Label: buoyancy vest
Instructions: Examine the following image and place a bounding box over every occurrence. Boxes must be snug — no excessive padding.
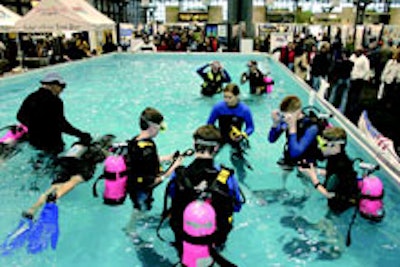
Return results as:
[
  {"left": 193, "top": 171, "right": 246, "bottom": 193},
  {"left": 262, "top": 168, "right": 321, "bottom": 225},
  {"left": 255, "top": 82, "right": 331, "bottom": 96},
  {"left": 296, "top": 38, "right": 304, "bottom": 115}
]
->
[
  {"left": 126, "top": 137, "right": 160, "bottom": 189},
  {"left": 169, "top": 165, "right": 235, "bottom": 234},
  {"left": 202, "top": 72, "right": 223, "bottom": 95},
  {"left": 157, "top": 163, "right": 241, "bottom": 247},
  {"left": 283, "top": 117, "right": 320, "bottom": 163}
]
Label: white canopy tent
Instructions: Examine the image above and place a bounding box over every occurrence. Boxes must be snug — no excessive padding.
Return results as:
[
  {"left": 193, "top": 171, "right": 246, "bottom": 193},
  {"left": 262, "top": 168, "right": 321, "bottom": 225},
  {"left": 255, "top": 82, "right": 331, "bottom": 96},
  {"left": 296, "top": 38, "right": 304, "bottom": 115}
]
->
[
  {"left": 0, "top": 4, "right": 22, "bottom": 32},
  {"left": 15, "top": 0, "right": 116, "bottom": 50},
  {"left": 15, "top": 0, "right": 115, "bottom": 32}
]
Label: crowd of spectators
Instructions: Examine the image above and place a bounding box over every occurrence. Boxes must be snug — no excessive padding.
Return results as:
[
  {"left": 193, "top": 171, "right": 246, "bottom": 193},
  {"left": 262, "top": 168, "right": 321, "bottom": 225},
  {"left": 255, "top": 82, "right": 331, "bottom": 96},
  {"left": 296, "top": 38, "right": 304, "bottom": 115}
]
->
[
  {"left": 273, "top": 32, "right": 400, "bottom": 152},
  {"left": 0, "top": 32, "right": 119, "bottom": 74},
  {"left": 146, "top": 25, "right": 220, "bottom": 52}
]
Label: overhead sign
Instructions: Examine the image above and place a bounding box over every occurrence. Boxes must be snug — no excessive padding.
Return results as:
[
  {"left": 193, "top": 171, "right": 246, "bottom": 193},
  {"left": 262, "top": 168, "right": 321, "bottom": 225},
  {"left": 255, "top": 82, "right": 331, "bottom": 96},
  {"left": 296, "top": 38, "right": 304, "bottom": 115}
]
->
[{"left": 178, "top": 12, "right": 208, "bottom": 22}]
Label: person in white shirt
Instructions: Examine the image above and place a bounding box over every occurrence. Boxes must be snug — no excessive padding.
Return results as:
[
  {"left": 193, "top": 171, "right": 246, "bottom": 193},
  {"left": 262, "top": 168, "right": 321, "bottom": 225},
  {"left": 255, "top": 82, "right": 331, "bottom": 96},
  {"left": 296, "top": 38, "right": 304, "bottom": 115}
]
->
[
  {"left": 379, "top": 50, "right": 400, "bottom": 108},
  {"left": 346, "top": 47, "right": 371, "bottom": 123},
  {"left": 349, "top": 48, "right": 370, "bottom": 81}
]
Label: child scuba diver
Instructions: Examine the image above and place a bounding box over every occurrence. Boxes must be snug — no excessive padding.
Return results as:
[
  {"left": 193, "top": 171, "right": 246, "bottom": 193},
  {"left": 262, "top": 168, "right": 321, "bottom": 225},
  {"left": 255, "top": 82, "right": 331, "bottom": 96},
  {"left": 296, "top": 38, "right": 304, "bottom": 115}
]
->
[{"left": 161, "top": 125, "right": 244, "bottom": 266}]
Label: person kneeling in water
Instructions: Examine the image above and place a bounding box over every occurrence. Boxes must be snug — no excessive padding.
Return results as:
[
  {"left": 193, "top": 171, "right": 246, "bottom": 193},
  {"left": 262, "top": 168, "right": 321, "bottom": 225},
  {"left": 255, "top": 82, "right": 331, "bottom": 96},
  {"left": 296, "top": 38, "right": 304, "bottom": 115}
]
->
[{"left": 22, "top": 134, "right": 115, "bottom": 219}]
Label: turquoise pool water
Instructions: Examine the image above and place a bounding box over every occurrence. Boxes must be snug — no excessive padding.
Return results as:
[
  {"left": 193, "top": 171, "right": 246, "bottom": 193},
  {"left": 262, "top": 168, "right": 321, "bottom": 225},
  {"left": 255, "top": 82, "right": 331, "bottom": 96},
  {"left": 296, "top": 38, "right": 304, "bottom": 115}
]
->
[{"left": 0, "top": 53, "right": 399, "bottom": 267}]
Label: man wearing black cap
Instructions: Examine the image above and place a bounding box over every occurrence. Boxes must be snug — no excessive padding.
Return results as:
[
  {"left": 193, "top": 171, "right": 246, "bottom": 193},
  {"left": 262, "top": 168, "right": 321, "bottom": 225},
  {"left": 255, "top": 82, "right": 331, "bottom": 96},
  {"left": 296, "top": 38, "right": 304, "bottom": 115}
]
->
[{"left": 17, "top": 72, "right": 91, "bottom": 155}]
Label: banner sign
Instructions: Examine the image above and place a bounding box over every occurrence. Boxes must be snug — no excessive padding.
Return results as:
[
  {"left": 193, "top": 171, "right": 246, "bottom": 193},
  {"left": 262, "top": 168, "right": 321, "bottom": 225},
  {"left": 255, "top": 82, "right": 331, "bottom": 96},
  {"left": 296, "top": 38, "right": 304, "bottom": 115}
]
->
[{"left": 178, "top": 12, "right": 208, "bottom": 22}]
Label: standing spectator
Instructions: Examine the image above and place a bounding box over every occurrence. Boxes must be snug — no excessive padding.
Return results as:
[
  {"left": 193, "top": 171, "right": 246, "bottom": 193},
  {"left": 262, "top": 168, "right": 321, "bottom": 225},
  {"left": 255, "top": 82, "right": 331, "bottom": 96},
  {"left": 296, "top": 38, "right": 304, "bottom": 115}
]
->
[
  {"left": 294, "top": 45, "right": 309, "bottom": 81},
  {"left": 346, "top": 47, "right": 370, "bottom": 123},
  {"left": 287, "top": 42, "right": 296, "bottom": 71},
  {"left": 377, "top": 41, "right": 394, "bottom": 85},
  {"left": 379, "top": 50, "right": 400, "bottom": 109},
  {"left": 328, "top": 50, "right": 354, "bottom": 113},
  {"left": 0, "top": 40, "right": 6, "bottom": 59},
  {"left": 310, "top": 44, "right": 330, "bottom": 91},
  {"left": 102, "top": 34, "right": 117, "bottom": 53}
]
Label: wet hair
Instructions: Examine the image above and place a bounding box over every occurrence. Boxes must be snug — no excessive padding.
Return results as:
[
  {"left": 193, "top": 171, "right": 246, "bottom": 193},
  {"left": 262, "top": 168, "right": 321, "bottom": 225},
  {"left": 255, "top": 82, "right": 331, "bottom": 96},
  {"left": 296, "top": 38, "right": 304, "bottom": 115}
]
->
[
  {"left": 139, "top": 107, "right": 164, "bottom": 130},
  {"left": 323, "top": 127, "right": 347, "bottom": 145},
  {"left": 280, "top": 95, "right": 302, "bottom": 112},
  {"left": 248, "top": 60, "right": 257, "bottom": 67},
  {"left": 193, "top": 125, "right": 222, "bottom": 154},
  {"left": 223, "top": 83, "right": 240, "bottom": 96}
]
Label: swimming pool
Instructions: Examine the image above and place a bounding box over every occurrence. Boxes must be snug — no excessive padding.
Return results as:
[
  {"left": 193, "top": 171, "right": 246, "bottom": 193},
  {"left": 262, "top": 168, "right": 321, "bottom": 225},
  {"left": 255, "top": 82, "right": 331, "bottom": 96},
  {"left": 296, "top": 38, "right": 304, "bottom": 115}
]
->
[{"left": 0, "top": 53, "right": 399, "bottom": 267}]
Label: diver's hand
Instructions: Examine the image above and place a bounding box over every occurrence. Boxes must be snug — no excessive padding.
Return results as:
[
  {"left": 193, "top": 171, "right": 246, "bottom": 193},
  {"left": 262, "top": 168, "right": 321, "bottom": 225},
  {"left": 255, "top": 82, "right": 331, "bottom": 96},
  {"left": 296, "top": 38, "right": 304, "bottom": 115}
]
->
[
  {"left": 284, "top": 113, "right": 297, "bottom": 133},
  {"left": 325, "top": 192, "right": 336, "bottom": 199},
  {"left": 271, "top": 110, "right": 281, "bottom": 127},
  {"left": 78, "top": 132, "right": 92, "bottom": 145},
  {"left": 297, "top": 165, "right": 313, "bottom": 177},
  {"left": 240, "top": 73, "right": 247, "bottom": 84},
  {"left": 232, "top": 135, "right": 243, "bottom": 143}
]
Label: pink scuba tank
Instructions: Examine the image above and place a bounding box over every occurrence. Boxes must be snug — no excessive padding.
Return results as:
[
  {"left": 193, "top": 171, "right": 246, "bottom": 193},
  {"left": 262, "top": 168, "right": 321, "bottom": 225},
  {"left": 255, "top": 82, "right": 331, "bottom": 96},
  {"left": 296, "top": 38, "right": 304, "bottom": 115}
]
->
[
  {"left": 263, "top": 76, "right": 273, "bottom": 94},
  {"left": 358, "top": 175, "right": 384, "bottom": 222},
  {"left": 182, "top": 200, "right": 216, "bottom": 267},
  {"left": 0, "top": 124, "right": 28, "bottom": 145},
  {"left": 93, "top": 154, "right": 128, "bottom": 205}
]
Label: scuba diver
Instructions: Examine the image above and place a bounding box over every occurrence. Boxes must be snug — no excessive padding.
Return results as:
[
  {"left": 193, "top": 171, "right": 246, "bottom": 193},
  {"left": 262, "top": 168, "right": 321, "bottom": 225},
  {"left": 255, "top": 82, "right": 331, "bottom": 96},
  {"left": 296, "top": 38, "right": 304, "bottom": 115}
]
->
[
  {"left": 300, "top": 126, "right": 383, "bottom": 217},
  {"left": 304, "top": 127, "right": 358, "bottom": 213},
  {"left": 197, "top": 61, "right": 232, "bottom": 97},
  {"left": 240, "top": 60, "right": 274, "bottom": 95},
  {"left": 268, "top": 95, "right": 333, "bottom": 198},
  {"left": 299, "top": 126, "right": 384, "bottom": 247},
  {"left": 161, "top": 125, "right": 243, "bottom": 266},
  {"left": 123, "top": 107, "right": 184, "bottom": 234},
  {"left": 1, "top": 134, "right": 115, "bottom": 255},
  {"left": 207, "top": 83, "right": 254, "bottom": 181},
  {"left": 17, "top": 72, "right": 91, "bottom": 156}
]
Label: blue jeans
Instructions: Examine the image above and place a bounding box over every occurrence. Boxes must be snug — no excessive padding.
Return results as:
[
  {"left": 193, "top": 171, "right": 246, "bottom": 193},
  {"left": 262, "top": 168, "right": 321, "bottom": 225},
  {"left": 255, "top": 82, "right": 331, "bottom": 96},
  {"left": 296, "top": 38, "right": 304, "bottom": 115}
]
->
[
  {"left": 329, "top": 78, "right": 350, "bottom": 113},
  {"left": 311, "top": 76, "right": 321, "bottom": 91}
]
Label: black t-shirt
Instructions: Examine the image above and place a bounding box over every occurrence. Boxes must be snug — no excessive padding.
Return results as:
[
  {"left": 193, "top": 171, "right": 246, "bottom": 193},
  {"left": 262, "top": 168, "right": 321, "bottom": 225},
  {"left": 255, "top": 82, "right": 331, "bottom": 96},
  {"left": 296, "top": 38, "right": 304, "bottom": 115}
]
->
[{"left": 17, "top": 88, "right": 82, "bottom": 154}]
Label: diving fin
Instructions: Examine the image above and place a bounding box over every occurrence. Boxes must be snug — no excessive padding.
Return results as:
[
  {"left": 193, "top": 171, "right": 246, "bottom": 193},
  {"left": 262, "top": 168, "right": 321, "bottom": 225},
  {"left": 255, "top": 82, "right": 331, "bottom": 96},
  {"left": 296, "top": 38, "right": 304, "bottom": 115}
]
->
[
  {"left": 27, "top": 202, "right": 59, "bottom": 254},
  {"left": 0, "top": 217, "right": 33, "bottom": 256}
]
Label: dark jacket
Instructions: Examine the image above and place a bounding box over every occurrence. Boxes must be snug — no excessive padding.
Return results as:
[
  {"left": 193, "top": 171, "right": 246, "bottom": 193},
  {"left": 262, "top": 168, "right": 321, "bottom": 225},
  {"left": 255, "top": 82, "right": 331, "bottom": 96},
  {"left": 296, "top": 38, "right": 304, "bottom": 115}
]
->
[{"left": 17, "top": 87, "right": 84, "bottom": 154}]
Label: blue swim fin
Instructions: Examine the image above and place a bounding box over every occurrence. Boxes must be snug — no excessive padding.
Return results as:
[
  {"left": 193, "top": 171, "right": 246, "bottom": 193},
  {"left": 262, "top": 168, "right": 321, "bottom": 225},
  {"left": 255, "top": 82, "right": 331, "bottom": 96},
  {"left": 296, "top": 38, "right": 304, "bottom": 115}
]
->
[
  {"left": 27, "top": 203, "right": 59, "bottom": 254},
  {"left": 0, "top": 217, "right": 33, "bottom": 256}
]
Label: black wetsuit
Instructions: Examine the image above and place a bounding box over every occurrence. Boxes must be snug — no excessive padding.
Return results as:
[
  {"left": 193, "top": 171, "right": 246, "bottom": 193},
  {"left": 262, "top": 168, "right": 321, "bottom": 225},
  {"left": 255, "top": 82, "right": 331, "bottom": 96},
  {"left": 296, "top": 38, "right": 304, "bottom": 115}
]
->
[
  {"left": 324, "top": 152, "right": 359, "bottom": 213},
  {"left": 242, "top": 69, "right": 266, "bottom": 94},
  {"left": 126, "top": 137, "right": 160, "bottom": 211},
  {"left": 17, "top": 87, "right": 85, "bottom": 154}
]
